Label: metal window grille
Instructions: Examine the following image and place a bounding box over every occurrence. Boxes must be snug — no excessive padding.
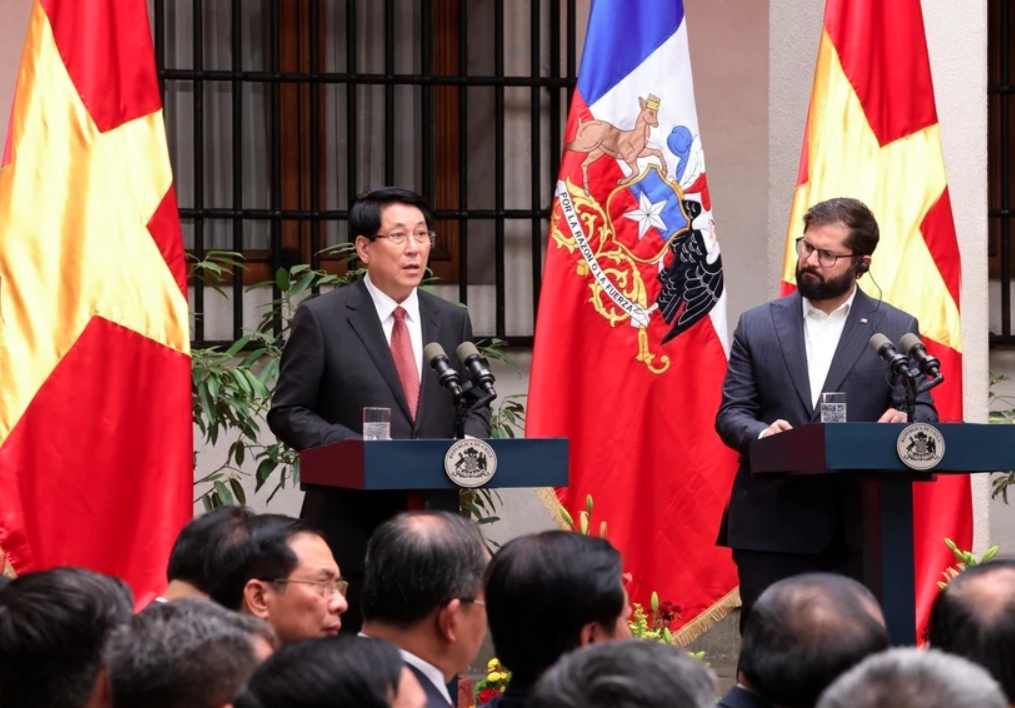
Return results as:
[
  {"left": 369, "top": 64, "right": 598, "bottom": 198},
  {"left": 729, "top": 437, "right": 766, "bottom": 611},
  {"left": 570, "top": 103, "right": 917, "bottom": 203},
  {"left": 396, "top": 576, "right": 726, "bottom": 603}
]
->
[
  {"left": 153, "top": 0, "right": 578, "bottom": 349},
  {"left": 990, "top": 0, "right": 1014, "bottom": 345}
]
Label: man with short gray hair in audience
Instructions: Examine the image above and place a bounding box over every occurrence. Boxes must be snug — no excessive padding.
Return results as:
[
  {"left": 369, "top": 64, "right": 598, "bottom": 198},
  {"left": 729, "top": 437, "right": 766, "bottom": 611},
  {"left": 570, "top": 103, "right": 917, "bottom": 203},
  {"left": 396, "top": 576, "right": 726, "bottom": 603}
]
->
[
  {"left": 529, "top": 640, "right": 717, "bottom": 708},
  {"left": 359, "top": 511, "right": 489, "bottom": 708},
  {"left": 106, "top": 598, "right": 278, "bottom": 708},
  {"left": 816, "top": 648, "right": 1007, "bottom": 708},
  {"left": 722, "top": 573, "right": 890, "bottom": 708},
  {"left": 929, "top": 559, "right": 1015, "bottom": 706}
]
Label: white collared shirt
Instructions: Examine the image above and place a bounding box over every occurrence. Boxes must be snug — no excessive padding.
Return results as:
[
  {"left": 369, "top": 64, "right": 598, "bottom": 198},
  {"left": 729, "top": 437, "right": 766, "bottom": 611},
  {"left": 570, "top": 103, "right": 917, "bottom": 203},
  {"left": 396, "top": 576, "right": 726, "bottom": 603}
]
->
[
  {"left": 363, "top": 273, "right": 423, "bottom": 380},
  {"left": 358, "top": 632, "right": 452, "bottom": 705},
  {"left": 802, "top": 286, "right": 858, "bottom": 409}
]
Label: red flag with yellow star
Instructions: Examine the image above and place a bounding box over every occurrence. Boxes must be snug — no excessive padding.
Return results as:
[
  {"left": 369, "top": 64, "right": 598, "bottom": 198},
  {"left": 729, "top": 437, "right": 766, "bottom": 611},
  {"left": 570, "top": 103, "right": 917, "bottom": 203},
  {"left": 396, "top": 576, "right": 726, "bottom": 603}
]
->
[
  {"left": 0, "top": 0, "right": 192, "bottom": 604},
  {"left": 782, "top": 0, "right": 968, "bottom": 631}
]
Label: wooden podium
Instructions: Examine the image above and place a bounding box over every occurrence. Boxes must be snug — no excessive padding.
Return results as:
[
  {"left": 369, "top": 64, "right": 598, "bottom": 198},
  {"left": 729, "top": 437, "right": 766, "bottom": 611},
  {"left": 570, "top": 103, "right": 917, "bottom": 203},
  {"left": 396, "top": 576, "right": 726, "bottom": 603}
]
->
[{"left": 751, "top": 422, "right": 1015, "bottom": 644}]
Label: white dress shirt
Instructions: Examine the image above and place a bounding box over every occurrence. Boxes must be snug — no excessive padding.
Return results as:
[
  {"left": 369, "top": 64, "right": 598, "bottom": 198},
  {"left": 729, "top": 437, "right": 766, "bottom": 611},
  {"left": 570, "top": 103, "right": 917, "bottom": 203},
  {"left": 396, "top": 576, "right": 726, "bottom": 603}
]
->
[
  {"left": 802, "top": 286, "right": 857, "bottom": 408},
  {"left": 363, "top": 273, "right": 423, "bottom": 380},
  {"left": 358, "top": 632, "right": 452, "bottom": 705}
]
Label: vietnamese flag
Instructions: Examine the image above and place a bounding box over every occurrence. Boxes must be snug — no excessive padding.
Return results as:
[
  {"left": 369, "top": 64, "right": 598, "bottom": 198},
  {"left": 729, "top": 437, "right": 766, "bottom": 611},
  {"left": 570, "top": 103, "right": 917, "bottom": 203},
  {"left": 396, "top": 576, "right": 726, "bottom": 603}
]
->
[
  {"left": 527, "top": 0, "right": 740, "bottom": 639},
  {"left": 0, "top": 0, "right": 192, "bottom": 605},
  {"left": 782, "top": 0, "right": 968, "bottom": 632}
]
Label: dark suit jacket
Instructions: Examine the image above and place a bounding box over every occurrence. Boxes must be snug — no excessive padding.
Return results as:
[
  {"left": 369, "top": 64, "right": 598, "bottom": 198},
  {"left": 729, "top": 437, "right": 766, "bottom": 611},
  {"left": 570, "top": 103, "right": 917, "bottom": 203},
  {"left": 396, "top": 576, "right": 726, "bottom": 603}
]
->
[
  {"left": 267, "top": 278, "right": 490, "bottom": 575},
  {"left": 714, "top": 289, "right": 937, "bottom": 554},
  {"left": 406, "top": 663, "right": 453, "bottom": 708},
  {"left": 718, "top": 685, "right": 776, "bottom": 708}
]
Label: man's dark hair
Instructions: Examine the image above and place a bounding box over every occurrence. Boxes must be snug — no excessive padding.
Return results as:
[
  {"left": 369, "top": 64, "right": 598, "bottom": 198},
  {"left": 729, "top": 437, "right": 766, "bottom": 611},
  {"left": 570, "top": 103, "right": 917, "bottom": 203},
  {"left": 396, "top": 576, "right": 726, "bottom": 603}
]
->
[
  {"left": 928, "top": 559, "right": 1015, "bottom": 702},
  {"left": 166, "top": 506, "right": 256, "bottom": 591},
  {"left": 802, "top": 197, "right": 879, "bottom": 257},
  {"left": 107, "top": 598, "right": 276, "bottom": 708},
  {"left": 0, "top": 566, "right": 133, "bottom": 708},
  {"left": 349, "top": 187, "right": 435, "bottom": 240},
  {"left": 235, "top": 636, "right": 405, "bottom": 708},
  {"left": 360, "top": 511, "right": 487, "bottom": 629},
  {"left": 739, "top": 573, "right": 890, "bottom": 708},
  {"left": 529, "top": 640, "right": 716, "bottom": 708},
  {"left": 484, "top": 530, "right": 626, "bottom": 681},
  {"left": 817, "top": 648, "right": 1007, "bottom": 708},
  {"left": 206, "top": 513, "right": 317, "bottom": 611}
]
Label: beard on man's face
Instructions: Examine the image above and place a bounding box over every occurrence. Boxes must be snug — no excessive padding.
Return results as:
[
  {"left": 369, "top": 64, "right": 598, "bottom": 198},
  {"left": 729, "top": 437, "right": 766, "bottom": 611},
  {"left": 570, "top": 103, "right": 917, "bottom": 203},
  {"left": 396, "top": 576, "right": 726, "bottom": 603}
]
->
[{"left": 796, "top": 260, "right": 856, "bottom": 301}]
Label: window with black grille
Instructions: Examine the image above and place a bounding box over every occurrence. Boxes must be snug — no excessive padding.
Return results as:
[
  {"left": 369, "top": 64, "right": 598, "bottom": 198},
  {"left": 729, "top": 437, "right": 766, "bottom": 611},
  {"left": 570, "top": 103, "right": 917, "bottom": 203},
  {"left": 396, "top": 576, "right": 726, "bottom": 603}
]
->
[
  {"left": 152, "top": 0, "right": 578, "bottom": 348},
  {"left": 990, "top": 0, "right": 1015, "bottom": 345}
]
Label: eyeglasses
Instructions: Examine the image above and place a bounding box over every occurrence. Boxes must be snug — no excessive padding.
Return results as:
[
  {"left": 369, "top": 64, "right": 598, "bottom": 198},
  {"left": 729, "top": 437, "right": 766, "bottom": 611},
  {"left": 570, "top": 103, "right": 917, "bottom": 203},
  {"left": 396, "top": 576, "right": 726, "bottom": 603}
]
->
[
  {"left": 795, "top": 237, "right": 855, "bottom": 268},
  {"left": 374, "top": 230, "right": 436, "bottom": 247},
  {"left": 459, "top": 598, "right": 486, "bottom": 607},
  {"left": 265, "top": 577, "right": 349, "bottom": 599}
]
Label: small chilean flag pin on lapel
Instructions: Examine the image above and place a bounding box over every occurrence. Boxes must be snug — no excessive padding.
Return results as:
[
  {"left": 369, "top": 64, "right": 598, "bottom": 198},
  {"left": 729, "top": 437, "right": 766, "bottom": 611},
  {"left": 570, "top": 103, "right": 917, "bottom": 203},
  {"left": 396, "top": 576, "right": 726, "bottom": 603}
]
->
[{"left": 860, "top": 318, "right": 868, "bottom": 324}]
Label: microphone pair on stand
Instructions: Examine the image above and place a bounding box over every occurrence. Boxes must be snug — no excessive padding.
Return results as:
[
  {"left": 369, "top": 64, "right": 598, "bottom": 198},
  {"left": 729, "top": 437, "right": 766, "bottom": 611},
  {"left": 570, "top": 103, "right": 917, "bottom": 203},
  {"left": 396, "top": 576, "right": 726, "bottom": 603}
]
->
[
  {"left": 868, "top": 333, "right": 944, "bottom": 422},
  {"left": 423, "top": 342, "right": 497, "bottom": 404},
  {"left": 423, "top": 342, "right": 497, "bottom": 439}
]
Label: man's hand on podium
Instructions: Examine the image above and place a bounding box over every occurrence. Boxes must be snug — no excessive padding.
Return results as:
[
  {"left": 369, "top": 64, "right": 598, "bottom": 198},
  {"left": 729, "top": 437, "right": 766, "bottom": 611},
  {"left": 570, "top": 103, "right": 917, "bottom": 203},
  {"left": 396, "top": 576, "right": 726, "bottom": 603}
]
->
[
  {"left": 877, "top": 408, "right": 908, "bottom": 424},
  {"left": 759, "top": 419, "right": 793, "bottom": 439}
]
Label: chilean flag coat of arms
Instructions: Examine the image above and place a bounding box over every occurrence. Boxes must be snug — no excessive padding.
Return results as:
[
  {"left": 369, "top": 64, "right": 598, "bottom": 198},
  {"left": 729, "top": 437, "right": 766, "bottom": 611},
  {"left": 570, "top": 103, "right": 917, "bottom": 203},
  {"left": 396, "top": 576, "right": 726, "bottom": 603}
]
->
[{"left": 528, "top": 0, "right": 741, "bottom": 638}]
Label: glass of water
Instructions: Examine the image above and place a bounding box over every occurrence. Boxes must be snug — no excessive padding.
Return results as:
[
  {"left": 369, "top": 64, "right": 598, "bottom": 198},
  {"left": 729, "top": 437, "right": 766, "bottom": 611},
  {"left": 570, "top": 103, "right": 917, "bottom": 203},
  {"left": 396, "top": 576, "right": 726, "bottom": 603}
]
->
[
  {"left": 362, "top": 407, "right": 391, "bottom": 440},
  {"left": 820, "top": 392, "right": 847, "bottom": 423}
]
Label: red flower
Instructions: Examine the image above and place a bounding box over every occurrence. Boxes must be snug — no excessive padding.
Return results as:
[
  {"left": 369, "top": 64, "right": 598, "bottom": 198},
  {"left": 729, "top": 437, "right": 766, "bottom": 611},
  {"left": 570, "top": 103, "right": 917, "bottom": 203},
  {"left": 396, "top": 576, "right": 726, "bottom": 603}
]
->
[{"left": 478, "top": 687, "right": 501, "bottom": 705}]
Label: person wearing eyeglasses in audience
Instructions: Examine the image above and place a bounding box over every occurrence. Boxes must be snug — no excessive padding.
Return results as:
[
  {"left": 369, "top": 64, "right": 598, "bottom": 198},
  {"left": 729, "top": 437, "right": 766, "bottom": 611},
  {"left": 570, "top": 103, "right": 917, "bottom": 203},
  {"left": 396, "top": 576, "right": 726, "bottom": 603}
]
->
[
  {"left": 268, "top": 186, "right": 490, "bottom": 634},
  {"left": 207, "top": 513, "right": 349, "bottom": 645},
  {"left": 359, "top": 511, "right": 490, "bottom": 708},
  {"left": 715, "top": 197, "right": 937, "bottom": 630}
]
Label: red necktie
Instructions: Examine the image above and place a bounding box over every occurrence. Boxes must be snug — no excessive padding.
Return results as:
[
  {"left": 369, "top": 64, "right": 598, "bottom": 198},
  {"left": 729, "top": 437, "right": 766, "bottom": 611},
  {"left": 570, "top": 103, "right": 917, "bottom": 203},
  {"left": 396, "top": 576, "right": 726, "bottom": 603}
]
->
[{"left": 390, "top": 307, "right": 419, "bottom": 419}]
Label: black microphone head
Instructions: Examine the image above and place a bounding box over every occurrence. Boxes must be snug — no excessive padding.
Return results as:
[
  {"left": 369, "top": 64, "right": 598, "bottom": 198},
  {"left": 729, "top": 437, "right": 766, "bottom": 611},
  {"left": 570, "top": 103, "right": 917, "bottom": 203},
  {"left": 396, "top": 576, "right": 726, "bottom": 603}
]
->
[
  {"left": 424, "top": 342, "right": 448, "bottom": 365},
  {"left": 900, "top": 333, "right": 922, "bottom": 355},
  {"left": 869, "top": 333, "right": 893, "bottom": 356},
  {"left": 456, "top": 341, "right": 480, "bottom": 362}
]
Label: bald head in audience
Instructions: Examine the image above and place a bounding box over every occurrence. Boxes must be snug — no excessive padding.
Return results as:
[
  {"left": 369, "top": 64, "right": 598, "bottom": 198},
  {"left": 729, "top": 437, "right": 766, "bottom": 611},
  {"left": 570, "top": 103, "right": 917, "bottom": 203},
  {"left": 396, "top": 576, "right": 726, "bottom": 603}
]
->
[
  {"left": 816, "top": 648, "right": 1007, "bottom": 708},
  {"left": 734, "top": 573, "right": 889, "bottom": 708},
  {"left": 930, "top": 559, "right": 1015, "bottom": 706}
]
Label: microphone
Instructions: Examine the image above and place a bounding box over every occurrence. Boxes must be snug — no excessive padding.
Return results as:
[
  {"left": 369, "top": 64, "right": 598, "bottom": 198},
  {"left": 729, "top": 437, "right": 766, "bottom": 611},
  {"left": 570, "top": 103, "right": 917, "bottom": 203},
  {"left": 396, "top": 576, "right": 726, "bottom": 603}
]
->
[
  {"left": 900, "top": 333, "right": 942, "bottom": 379},
  {"left": 869, "top": 333, "right": 912, "bottom": 378},
  {"left": 456, "top": 342, "right": 497, "bottom": 397},
  {"left": 424, "top": 343, "right": 463, "bottom": 398}
]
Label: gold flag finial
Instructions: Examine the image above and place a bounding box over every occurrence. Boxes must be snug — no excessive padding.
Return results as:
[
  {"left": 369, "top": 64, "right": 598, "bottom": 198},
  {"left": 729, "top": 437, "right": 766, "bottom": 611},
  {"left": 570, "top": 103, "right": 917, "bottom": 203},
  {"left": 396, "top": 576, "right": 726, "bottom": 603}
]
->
[{"left": 645, "top": 94, "right": 661, "bottom": 110}]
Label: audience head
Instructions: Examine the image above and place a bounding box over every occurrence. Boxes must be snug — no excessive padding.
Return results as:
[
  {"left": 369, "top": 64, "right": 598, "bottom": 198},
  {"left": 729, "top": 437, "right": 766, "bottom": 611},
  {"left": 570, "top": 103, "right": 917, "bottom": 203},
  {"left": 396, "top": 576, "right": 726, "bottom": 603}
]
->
[
  {"left": 0, "top": 574, "right": 10, "bottom": 593},
  {"left": 209, "top": 513, "right": 348, "bottom": 645},
  {"left": 929, "top": 559, "right": 1015, "bottom": 704},
  {"left": 529, "top": 640, "right": 716, "bottom": 708},
  {"left": 816, "top": 647, "right": 1007, "bottom": 708},
  {"left": 484, "top": 530, "right": 631, "bottom": 682},
  {"left": 738, "top": 572, "right": 890, "bottom": 708},
  {"left": 236, "top": 636, "right": 426, "bottom": 708},
  {"left": 165, "top": 506, "right": 256, "bottom": 600},
  {"left": 360, "top": 511, "right": 489, "bottom": 681},
  {"left": 107, "top": 598, "right": 278, "bottom": 708},
  {"left": 0, "top": 566, "right": 133, "bottom": 708}
]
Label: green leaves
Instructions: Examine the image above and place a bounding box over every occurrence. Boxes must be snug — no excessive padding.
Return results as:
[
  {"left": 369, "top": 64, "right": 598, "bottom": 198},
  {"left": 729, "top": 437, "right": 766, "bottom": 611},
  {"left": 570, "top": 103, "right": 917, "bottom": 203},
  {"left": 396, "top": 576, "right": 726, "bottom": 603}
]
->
[{"left": 938, "top": 538, "right": 1002, "bottom": 589}]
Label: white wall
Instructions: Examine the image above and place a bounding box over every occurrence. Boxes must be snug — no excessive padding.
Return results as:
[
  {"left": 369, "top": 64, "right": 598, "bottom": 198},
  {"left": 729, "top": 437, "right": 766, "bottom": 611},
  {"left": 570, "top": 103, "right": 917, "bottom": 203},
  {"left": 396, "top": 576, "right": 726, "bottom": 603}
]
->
[{"left": 770, "top": 0, "right": 994, "bottom": 552}]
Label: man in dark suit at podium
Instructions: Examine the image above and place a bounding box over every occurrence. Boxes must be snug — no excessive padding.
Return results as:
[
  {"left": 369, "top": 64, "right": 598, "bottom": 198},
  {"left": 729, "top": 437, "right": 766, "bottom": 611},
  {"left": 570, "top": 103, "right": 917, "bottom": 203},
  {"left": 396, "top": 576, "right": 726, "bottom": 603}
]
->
[
  {"left": 268, "top": 187, "right": 490, "bottom": 633},
  {"left": 715, "top": 197, "right": 937, "bottom": 626}
]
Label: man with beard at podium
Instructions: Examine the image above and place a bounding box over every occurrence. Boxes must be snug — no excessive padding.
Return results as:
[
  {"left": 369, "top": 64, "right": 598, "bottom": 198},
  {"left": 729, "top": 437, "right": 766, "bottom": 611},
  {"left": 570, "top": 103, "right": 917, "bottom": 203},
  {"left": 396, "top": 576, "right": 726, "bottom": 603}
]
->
[
  {"left": 715, "top": 197, "right": 937, "bottom": 630},
  {"left": 268, "top": 187, "right": 490, "bottom": 633}
]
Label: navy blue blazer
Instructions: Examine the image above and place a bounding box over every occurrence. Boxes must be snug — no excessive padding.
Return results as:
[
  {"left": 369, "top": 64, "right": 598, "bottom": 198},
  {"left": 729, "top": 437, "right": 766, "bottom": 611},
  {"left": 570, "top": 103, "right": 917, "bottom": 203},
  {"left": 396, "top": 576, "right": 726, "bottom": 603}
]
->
[
  {"left": 406, "top": 663, "right": 453, "bottom": 708},
  {"left": 714, "top": 288, "right": 937, "bottom": 554}
]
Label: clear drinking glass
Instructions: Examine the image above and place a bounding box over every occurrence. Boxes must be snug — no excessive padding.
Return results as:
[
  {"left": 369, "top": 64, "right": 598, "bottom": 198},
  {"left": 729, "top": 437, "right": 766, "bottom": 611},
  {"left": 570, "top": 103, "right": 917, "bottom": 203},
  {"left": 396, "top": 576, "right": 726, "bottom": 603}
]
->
[
  {"left": 820, "top": 392, "right": 847, "bottom": 423},
  {"left": 362, "top": 407, "right": 391, "bottom": 440}
]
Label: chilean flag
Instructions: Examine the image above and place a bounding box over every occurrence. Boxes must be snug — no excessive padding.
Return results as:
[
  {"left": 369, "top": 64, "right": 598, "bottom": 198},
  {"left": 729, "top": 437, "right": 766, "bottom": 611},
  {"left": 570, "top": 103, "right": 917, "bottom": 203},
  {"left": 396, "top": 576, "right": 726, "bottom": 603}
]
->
[{"left": 528, "top": 0, "right": 740, "bottom": 639}]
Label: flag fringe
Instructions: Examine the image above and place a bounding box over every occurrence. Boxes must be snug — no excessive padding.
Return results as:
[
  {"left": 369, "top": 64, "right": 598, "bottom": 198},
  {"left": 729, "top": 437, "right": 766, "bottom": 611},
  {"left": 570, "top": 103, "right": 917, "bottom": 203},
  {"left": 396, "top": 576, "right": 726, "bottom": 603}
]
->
[
  {"left": 672, "top": 586, "right": 741, "bottom": 647},
  {"left": 535, "top": 487, "right": 741, "bottom": 645},
  {"left": 535, "top": 487, "right": 572, "bottom": 530},
  {"left": 0, "top": 544, "right": 16, "bottom": 579}
]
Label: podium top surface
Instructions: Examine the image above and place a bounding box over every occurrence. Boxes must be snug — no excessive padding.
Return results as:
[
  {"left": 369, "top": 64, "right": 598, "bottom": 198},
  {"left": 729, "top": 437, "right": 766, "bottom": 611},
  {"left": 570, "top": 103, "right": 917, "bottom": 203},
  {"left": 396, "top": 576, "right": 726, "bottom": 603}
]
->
[
  {"left": 300, "top": 437, "right": 569, "bottom": 491},
  {"left": 750, "top": 422, "right": 1015, "bottom": 476}
]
